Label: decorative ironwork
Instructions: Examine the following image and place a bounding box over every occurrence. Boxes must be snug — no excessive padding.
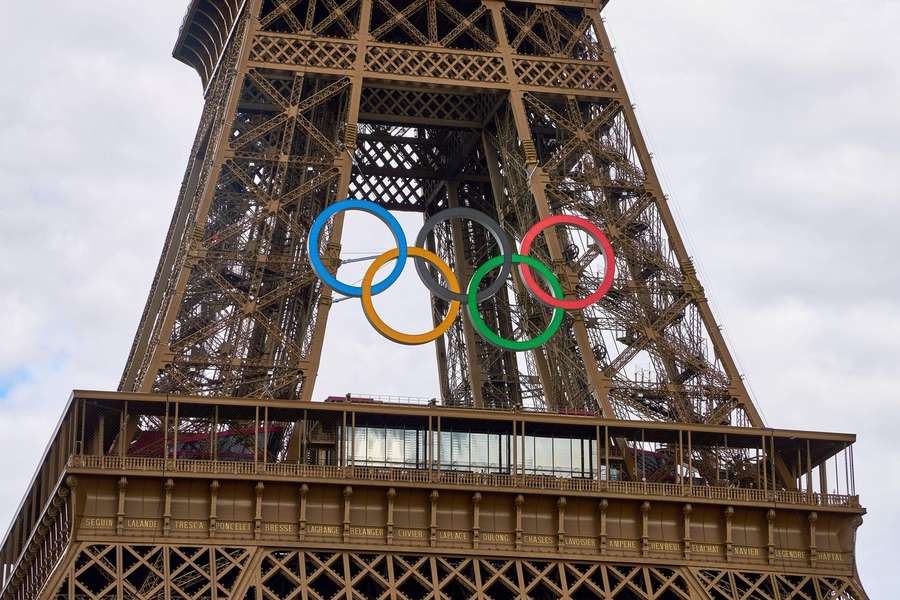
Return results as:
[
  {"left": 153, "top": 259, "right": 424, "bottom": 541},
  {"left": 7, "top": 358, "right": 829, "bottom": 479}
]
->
[{"left": 0, "top": 1, "right": 870, "bottom": 599}]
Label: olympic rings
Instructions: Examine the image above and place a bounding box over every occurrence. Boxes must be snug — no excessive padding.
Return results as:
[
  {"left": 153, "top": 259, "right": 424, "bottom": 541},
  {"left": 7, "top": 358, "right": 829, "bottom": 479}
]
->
[
  {"left": 308, "top": 199, "right": 407, "bottom": 298},
  {"left": 519, "top": 214, "right": 616, "bottom": 311},
  {"left": 414, "top": 207, "right": 514, "bottom": 303},
  {"left": 468, "top": 254, "right": 565, "bottom": 352},
  {"left": 307, "top": 198, "right": 616, "bottom": 352},
  {"left": 362, "top": 247, "right": 461, "bottom": 346}
]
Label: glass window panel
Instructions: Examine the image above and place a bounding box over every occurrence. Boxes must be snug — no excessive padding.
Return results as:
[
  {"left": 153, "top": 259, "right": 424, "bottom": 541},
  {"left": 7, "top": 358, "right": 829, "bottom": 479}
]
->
[
  {"left": 386, "top": 429, "right": 405, "bottom": 466},
  {"left": 572, "top": 439, "right": 583, "bottom": 476},
  {"left": 534, "top": 436, "right": 553, "bottom": 474},
  {"left": 471, "top": 432, "right": 489, "bottom": 471},
  {"left": 440, "top": 431, "right": 451, "bottom": 469},
  {"left": 554, "top": 437, "right": 572, "bottom": 475},
  {"left": 452, "top": 431, "right": 470, "bottom": 468},
  {"left": 366, "top": 427, "right": 386, "bottom": 466},
  {"left": 524, "top": 435, "right": 535, "bottom": 473},
  {"left": 488, "top": 434, "right": 499, "bottom": 470}
]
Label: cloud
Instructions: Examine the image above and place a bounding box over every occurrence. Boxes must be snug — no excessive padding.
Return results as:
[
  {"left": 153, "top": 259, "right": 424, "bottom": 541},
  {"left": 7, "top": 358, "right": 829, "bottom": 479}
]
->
[{"left": 0, "top": 0, "right": 897, "bottom": 595}]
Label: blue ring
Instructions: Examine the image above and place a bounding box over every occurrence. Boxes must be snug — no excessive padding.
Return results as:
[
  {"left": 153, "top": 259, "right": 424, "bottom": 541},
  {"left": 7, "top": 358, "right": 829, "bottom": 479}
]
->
[{"left": 308, "top": 199, "right": 408, "bottom": 298}]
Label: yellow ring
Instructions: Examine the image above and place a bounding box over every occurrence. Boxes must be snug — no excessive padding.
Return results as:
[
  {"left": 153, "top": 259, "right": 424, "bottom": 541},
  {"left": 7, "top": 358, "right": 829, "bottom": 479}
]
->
[{"left": 361, "top": 247, "right": 461, "bottom": 345}]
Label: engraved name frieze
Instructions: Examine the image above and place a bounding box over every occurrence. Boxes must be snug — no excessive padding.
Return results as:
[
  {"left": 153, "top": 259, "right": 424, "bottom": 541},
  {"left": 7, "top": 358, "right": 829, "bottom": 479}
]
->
[
  {"left": 263, "top": 523, "right": 296, "bottom": 534},
  {"left": 173, "top": 520, "right": 206, "bottom": 531},
  {"left": 524, "top": 534, "right": 554, "bottom": 546},
  {"left": 351, "top": 526, "right": 385, "bottom": 537},
  {"left": 607, "top": 539, "right": 638, "bottom": 550},
  {"left": 395, "top": 528, "right": 427, "bottom": 539},
  {"left": 216, "top": 521, "right": 252, "bottom": 532},
  {"left": 733, "top": 546, "right": 763, "bottom": 558},
  {"left": 126, "top": 518, "right": 160, "bottom": 529},
  {"left": 773, "top": 549, "right": 808, "bottom": 560},
  {"left": 81, "top": 518, "right": 114, "bottom": 529},
  {"left": 308, "top": 524, "right": 341, "bottom": 536}
]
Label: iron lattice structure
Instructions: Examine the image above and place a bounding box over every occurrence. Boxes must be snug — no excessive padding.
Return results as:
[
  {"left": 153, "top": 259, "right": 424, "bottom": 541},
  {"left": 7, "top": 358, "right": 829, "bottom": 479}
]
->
[
  {"left": 119, "top": 0, "right": 762, "bottom": 429},
  {"left": 0, "top": 2, "right": 868, "bottom": 599}
]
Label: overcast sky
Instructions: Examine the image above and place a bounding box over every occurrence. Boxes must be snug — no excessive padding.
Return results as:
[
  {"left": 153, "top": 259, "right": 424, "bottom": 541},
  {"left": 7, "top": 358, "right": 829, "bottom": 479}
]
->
[{"left": 0, "top": 1, "right": 897, "bottom": 595}]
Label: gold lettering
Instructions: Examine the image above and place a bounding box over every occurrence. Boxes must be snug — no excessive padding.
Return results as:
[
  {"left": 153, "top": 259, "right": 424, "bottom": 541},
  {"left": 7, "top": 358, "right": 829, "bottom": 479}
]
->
[
  {"left": 692, "top": 543, "right": 720, "bottom": 554},
  {"left": 524, "top": 534, "right": 554, "bottom": 545},
  {"left": 395, "top": 528, "right": 427, "bottom": 539},
  {"left": 481, "top": 532, "right": 512, "bottom": 544},
  {"left": 438, "top": 531, "right": 468, "bottom": 541},
  {"left": 351, "top": 526, "right": 385, "bottom": 537},
  {"left": 81, "top": 518, "right": 114, "bottom": 529},
  {"left": 216, "top": 521, "right": 251, "bottom": 532},
  {"left": 774, "top": 549, "right": 807, "bottom": 560},
  {"left": 126, "top": 519, "right": 159, "bottom": 529},
  {"left": 566, "top": 537, "right": 597, "bottom": 547},
  {"left": 650, "top": 542, "right": 680, "bottom": 552},
  {"left": 818, "top": 551, "right": 844, "bottom": 562},
  {"left": 174, "top": 520, "right": 206, "bottom": 530},
  {"left": 308, "top": 525, "right": 341, "bottom": 536},
  {"left": 608, "top": 539, "right": 638, "bottom": 550},
  {"left": 263, "top": 523, "right": 296, "bottom": 534},
  {"left": 734, "top": 546, "right": 762, "bottom": 557}
]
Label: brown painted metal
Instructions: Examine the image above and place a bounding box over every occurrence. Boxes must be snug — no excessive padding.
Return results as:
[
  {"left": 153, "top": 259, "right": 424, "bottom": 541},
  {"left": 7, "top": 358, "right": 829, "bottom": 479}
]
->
[{"left": 0, "top": 1, "right": 870, "bottom": 599}]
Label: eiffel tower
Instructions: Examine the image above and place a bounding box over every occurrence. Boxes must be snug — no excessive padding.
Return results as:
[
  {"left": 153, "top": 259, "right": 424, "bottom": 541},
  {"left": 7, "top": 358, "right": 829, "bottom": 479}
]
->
[{"left": 0, "top": 1, "right": 868, "bottom": 599}]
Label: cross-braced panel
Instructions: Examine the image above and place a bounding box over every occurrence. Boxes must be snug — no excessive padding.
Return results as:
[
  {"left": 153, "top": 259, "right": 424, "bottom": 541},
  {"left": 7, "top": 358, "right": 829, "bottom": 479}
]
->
[
  {"left": 150, "top": 70, "right": 351, "bottom": 400},
  {"left": 54, "top": 545, "right": 252, "bottom": 600},
  {"left": 369, "top": 0, "right": 497, "bottom": 50},
  {"left": 694, "top": 569, "right": 868, "bottom": 600},
  {"left": 259, "top": 0, "right": 361, "bottom": 37}
]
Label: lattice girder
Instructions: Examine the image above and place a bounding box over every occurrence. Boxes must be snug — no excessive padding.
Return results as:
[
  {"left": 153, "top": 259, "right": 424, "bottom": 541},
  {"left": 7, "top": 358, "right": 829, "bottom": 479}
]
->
[{"left": 49, "top": 546, "right": 870, "bottom": 600}]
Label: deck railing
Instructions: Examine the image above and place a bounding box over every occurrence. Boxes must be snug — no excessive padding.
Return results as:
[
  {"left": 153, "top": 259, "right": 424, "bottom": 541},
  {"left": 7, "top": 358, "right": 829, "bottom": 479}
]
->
[{"left": 68, "top": 455, "right": 859, "bottom": 509}]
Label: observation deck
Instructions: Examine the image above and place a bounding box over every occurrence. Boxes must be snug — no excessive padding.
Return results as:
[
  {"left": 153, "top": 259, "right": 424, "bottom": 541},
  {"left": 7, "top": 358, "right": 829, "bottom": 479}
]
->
[{"left": 0, "top": 390, "right": 864, "bottom": 600}]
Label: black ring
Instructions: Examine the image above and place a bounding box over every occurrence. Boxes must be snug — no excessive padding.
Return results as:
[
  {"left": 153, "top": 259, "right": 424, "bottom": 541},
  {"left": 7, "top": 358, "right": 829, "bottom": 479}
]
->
[{"left": 415, "top": 207, "right": 515, "bottom": 303}]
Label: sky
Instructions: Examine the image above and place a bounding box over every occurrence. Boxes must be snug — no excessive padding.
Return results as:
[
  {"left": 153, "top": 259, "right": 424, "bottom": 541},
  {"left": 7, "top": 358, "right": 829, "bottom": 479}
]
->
[{"left": 0, "top": 0, "right": 898, "bottom": 595}]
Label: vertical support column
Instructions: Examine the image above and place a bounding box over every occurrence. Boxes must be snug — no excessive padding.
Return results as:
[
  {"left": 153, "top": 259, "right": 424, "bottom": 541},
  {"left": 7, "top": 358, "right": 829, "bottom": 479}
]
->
[
  {"left": 429, "top": 490, "right": 439, "bottom": 547},
  {"left": 299, "top": 0, "right": 373, "bottom": 403},
  {"left": 163, "top": 479, "right": 174, "bottom": 536},
  {"left": 447, "top": 181, "right": 487, "bottom": 408},
  {"left": 598, "top": 499, "right": 608, "bottom": 552},
  {"left": 209, "top": 480, "right": 219, "bottom": 537},
  {"left": 386, "top": 488, "right": 396, "bottom": 545},
  {"left": 640, "top": 501, "right": 650, "bottom": 556},
  {"left": 806, "top": 440, "right": 814, "bottom": 502},
  {"left": 298, "top": 484, "right": 309, "bottom": 541},
  {"left": 254, "top": 482, "right": 264, "bottom": 539},
  {"left": 682, "top": 504, "right": 692, "bottom": 559},
  {"left": 514, "top": 495, "right": 524, "bottom": 550},
  {"left": 556, "top": 497, "right": 567, "bottom": 551},
  {"left": 767, "top": 509, "right": 776, "bottom": 565},
  {"left": 343, "top": 486, "right": 353, "bottom": 543},
  {"left": 116, "top": 477, "right": 127, "bottom": 535},
  {"left": 808, "top": 512, "right": 818, "bottom": 567},
  {"left": 472, "top": 492, "right": 481, "bottom": 550},
  {"left": 173, "top": 402, "right": 179, "bottom": 462},
  {"left": 724, "top": 506, "right": 734, "bottom": 561}
]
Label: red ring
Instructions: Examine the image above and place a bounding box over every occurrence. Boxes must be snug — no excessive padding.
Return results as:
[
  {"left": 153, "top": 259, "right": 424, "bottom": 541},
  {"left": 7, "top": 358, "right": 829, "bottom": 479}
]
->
[{"left": 519, "top": 215, "right": 615, "bottom": 310}]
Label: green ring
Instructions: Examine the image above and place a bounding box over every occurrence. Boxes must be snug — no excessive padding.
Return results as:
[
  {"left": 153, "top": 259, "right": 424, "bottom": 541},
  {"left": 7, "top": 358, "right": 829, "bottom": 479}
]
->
[{"left": 467, "top": 254, "right": 565, "bottom": 352}]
